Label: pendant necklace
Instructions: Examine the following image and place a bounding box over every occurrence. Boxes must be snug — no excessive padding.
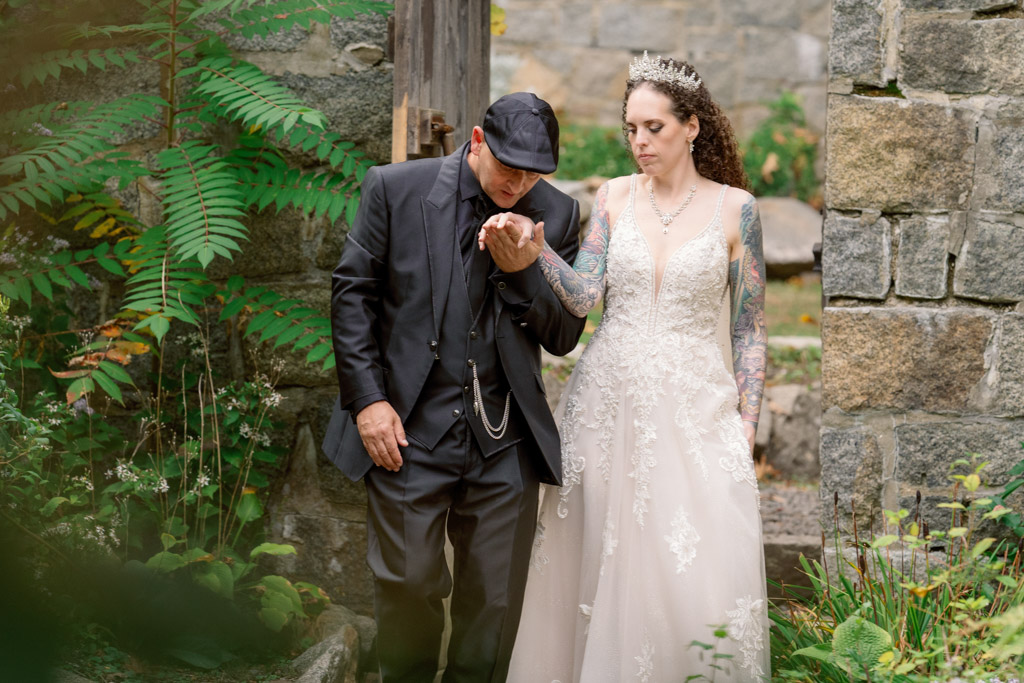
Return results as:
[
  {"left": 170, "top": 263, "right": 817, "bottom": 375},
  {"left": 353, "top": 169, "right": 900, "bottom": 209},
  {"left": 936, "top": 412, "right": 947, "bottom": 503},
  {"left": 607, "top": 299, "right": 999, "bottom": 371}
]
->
[{"left": 648, "top": 180, "right": 697, "bottom": 234}]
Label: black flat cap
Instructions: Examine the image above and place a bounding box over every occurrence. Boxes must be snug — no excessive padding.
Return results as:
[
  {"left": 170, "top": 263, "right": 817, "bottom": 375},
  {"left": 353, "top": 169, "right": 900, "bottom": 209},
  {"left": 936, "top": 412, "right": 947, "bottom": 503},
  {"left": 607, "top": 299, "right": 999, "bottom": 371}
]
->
[{"left": 482, "top": 92, "right": 559, "bottom": 175}]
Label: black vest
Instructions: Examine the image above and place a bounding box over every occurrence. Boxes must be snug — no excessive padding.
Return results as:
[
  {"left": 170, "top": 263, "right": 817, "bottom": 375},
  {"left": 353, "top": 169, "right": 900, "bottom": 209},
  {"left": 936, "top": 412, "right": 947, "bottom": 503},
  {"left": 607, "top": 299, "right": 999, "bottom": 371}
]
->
[{"left": 402, "top": 229, "right": 524, "bottom": 456}]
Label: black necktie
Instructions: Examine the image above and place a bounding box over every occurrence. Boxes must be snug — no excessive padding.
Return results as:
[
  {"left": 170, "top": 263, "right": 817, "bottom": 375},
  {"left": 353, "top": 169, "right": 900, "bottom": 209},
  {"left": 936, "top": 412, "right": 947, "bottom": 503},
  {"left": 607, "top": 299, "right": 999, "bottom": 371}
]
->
[{"left": 463, "top": 194, "right": 495, "bottom": 273}]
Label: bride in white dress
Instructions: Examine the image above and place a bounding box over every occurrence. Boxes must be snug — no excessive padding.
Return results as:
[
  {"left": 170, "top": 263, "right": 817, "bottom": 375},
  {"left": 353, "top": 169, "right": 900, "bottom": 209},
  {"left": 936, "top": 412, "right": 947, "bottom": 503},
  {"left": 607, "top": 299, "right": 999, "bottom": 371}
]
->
[{"left": 480, "top": 53, "right": 770, "bottom": 681}]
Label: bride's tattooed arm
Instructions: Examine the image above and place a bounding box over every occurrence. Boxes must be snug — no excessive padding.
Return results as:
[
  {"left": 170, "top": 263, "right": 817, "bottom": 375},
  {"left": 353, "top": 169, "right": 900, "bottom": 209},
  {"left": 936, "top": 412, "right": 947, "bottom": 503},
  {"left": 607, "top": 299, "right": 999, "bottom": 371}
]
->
[
  {"left": 535, "top": 181, "right": 612, "bottom": 317},
  {"left": 729, "top": 197, "right": 767, "bottom": 428}
]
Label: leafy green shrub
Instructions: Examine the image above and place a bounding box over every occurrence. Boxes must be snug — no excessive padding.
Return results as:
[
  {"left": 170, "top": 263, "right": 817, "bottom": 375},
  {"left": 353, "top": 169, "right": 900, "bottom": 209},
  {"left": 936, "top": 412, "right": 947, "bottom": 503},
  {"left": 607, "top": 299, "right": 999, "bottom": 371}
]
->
[
  {"left": 771, "top": 453, "right": 1024, "bottom": 681},
  {"left": 742, "top": 92, "right": 820, "bottom": 203},
  {"left": 555, "top": 123, "right": 635, "bottom": 180},
  {"left": 0, "top": 0, "right": 391, "bottom": 671}
]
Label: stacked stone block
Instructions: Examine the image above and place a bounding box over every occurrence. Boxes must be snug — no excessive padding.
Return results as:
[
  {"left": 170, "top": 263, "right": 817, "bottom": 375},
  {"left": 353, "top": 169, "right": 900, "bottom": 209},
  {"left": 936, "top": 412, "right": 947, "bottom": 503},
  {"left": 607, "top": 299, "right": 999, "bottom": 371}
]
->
[
  {"left": 491, "top": 0, "right": 830, "bottom": 138},
  {"left": 821, "top": 0, "right": 1024, "bottom": 532}
]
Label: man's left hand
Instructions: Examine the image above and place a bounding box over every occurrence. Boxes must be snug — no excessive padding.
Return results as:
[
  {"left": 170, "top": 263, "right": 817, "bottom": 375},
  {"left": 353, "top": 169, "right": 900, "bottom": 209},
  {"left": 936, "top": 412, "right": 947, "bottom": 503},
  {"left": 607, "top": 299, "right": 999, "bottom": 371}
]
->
[{"left": 479, "top": 212, "right": 542, "bottom": 273}]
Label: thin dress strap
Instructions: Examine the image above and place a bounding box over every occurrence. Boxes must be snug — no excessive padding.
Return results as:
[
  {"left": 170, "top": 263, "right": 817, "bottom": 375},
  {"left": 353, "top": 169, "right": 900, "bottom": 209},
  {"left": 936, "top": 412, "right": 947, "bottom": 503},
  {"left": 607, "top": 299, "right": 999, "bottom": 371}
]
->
[{"left": 712, "top": 184, "right": 729, "bottom": 223}]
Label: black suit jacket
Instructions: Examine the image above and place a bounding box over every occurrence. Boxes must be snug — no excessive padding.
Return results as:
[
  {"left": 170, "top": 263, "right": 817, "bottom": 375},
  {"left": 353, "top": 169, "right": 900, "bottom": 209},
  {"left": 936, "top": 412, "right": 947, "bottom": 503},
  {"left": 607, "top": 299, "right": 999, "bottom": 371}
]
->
[{"left": 324, "top": 143, "right": 585, "bottom": 485}]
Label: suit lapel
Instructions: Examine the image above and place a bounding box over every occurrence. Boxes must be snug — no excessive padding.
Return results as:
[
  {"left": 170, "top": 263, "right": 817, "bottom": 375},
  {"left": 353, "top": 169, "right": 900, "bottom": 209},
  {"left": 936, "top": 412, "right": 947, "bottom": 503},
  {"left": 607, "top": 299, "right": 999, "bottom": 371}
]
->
[{"left": 422, "top": 143, "right": 466, "bottom": 335}]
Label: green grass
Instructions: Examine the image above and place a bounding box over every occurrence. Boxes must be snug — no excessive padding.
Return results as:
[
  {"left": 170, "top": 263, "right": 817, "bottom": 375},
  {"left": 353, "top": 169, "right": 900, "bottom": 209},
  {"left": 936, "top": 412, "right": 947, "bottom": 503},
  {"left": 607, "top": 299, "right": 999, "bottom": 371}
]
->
[{"left": 766, "top": 277, "right": 821, "bottom": 337}]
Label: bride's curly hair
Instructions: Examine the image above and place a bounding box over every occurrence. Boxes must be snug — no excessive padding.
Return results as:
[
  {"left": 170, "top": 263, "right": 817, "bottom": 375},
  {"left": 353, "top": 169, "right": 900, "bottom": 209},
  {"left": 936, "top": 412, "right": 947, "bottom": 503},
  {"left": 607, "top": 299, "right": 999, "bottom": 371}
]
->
[{"left": 622, "top": 59, "right": 749, "bottom": 191}]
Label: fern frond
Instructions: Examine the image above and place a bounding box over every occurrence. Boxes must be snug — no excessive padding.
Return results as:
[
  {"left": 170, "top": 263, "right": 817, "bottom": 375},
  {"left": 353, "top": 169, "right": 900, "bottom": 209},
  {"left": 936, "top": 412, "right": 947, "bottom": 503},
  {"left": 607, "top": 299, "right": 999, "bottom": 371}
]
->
[
  {"left": 0, "top": 240, "right": 129, "bottom": 307},
  {"left": 0, "top": 101, "right": 99, "bottom": 140},
  {"left": 215, "top": 0, "right": 391, "bottom": 41},
  {"left": 219, "top": 283, "right": 334, "bottom": 371},
  {"left": 121, "top": 225, "right": 206, "bottom": 343},
  {"left": 0, "top": 156, "right": 147, "bottom": 222},
  {"left": 63, "top": 20, "right": 174, "bottom": 42},
  {"left": 270, "top": 123, "right": 375, "bottom": 183},
  {"left": 223, "top": 130, "right": 371, "bottom": 223},
  {"left": 236, "top": 163, "right": 359, "bottom": 224},
  {"left": 185, "top": 0, "right": 264, "bottom": 21},
  {"left": 10, "top": 49, "right": 142, "bottom": 89},
  {"left": 187, "top": 56, "right": 327, "bottom": 133},
  {"left": 155, "top": 141, "right": 249, "bottom": 268},
  {"left": 60, "top": 191, "right": 143, "bottom": 240},
  {"left": 0, "top": 95, "right": 165, "bottom": 179}
]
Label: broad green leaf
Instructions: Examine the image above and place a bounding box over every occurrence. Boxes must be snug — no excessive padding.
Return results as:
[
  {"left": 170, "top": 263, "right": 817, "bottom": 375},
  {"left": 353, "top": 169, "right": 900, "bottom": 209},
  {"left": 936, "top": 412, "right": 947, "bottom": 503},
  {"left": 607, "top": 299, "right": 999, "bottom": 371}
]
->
[
  {"left": 235, "top": 491, "right": 263, "bottom": 523},
  {"left": 250, "top": 543, "right": 297, "bottom": 558},
  {"left": 31, "top": 271, "right": 53, "bottom": 300},
  {"left": 40, "top": 496, "right": 69, "bottom": 516},
  {"left": 91, "top": 368, "right": 124, "bottom": 404},
  {"left": 146, "top": 550, "right": 187, "bottom": 573}
]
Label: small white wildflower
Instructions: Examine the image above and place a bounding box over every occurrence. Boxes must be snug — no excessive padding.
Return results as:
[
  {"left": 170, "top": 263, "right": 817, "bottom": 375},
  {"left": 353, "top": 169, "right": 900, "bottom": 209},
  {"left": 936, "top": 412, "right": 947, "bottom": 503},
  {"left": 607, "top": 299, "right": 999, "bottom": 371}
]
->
[
  {"left": 86, "top": 275, "right": 102, "bottom": 289},
  {"left": 47, "top": 237, "right": 70, "bottom": 251},
  {"left": 30, "top": 122, "right": 53, "bottom": 136},
  {"left": 114, "top": 463, "right": 138, "bottom": 482},
  {"left": 262, "top": 392, "right": 283, "bottom": 408},
  {"left": 238, "top": 422, "right": 253, "bottom": 438},
  {"left": 153, "top": 478, "right": 169, "bottom": 494},
  {"left": 71, "top": 475, "right": 94, "bottom": 492},
  {"left": 0, "top": 252, "right": 16, "bottom": 266},
  {"left": 104, "top": 469, "right": 113, "bottom": 478},
  {"left": 196, "top": 473, "right": 210, "bottom": 487}
]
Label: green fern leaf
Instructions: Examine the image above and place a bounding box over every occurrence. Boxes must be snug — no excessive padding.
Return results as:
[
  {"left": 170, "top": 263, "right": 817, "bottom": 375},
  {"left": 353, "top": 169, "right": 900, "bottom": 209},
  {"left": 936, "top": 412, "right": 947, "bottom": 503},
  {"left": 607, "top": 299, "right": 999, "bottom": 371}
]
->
[
  {"left": 156, "top": 141, "right": 248, "bottom": 268},
  {"left": 193, "top": 57, "right": 327, "bottom": 134}
]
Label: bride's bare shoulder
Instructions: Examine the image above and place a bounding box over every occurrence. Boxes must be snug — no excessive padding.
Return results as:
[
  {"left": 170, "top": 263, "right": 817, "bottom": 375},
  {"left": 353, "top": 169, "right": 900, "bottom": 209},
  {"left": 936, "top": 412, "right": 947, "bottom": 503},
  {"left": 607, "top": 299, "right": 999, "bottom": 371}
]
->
[{"left": 597, "top": 174, "right": 636, "bottom": 228}]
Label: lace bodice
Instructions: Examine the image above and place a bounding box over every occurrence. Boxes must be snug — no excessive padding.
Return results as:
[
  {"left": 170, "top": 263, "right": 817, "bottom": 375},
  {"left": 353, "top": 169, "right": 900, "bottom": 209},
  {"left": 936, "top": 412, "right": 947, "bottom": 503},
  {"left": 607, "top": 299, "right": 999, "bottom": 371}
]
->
[{"left": 599, "top": 174, "right": 730, "bottom": 347}]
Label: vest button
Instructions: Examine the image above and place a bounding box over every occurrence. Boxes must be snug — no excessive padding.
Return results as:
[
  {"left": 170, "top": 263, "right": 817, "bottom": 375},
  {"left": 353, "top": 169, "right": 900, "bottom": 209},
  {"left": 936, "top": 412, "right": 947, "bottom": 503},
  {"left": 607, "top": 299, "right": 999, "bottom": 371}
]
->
[
  {"left": 467, "top": 359, "right": 475, "bottom": 367},
  {"left": 497, "top": 282, "right": 507, "bottom": 290},
  {"left": 452, "top": 409, "right": 461, "bottom": 417},
  {"left": 429, "top": 340, "right": 438, "bottom": 350},
  {"left": 470, "top": 330, "right": 478, "bottom": 339}
]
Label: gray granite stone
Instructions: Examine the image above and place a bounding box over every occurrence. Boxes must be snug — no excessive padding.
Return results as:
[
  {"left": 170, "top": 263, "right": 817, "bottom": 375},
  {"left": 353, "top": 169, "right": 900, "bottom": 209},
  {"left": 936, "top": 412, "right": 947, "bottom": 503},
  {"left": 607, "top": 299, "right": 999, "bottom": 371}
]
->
[
  {"left": 822, "top": 212, "right": 891, "bottom": 300},
  {"left": 975, "top": 114, "right": 1024, "bottom": 213},
  {"left": 206, "top": 207, "right": 317, "bottom": 280},
  {"left": 278, "top": 69, "right": 394, "bottom": 165},
  {"left": 560, "top": 4, "right": 595, "bottom": 47},
  {"left": 901, "top": 17, "right": 1024, "bottom": 95},
  {"left": 329, "top": 10, "right": 388, "bottom": 51},
  {"left": 725, "top": 0, "right": 802, "bottom": 28},
  {"left": 502, "top": 6, "right": 562, "bottom": 45},
  {"left": 829, "top": 0, "right": 886, "bottom": 85},
  {"left": 825, "top": 97, "right": 976, "bottom": 212},
  {"left": 822, "top": 307, "right": 995, "bottom": 412},
  {"left": 895, "top": 215, "right": 951, "bottom": 299},
  {"left": 820, "top": 427, "right": 885, "bottom": 531},
  {"left": 996, "top": 314, "right": 1024, "bottom": 417},
  {"left": 220, "top": 21, "right": 310, "bottom": 53},
  {"left": 895, "top": 420, "right": 1024, "bottom": 490},
  {"left": 596, "top": 4, "right": 685, "bottom": 52},
  {"left": 953, "top": 213, "right": 1024, "bottom": 303}
]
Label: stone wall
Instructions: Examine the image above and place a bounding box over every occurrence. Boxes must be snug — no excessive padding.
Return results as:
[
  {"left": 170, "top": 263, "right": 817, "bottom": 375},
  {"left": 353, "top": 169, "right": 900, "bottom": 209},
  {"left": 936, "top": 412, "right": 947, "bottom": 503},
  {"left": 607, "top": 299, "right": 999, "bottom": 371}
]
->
[
  {"left": 821, "top": 0, "right": 1024, "bottom": 532},
  {"left": 491, "top": 0, "right": 830, "bottom": 138}
]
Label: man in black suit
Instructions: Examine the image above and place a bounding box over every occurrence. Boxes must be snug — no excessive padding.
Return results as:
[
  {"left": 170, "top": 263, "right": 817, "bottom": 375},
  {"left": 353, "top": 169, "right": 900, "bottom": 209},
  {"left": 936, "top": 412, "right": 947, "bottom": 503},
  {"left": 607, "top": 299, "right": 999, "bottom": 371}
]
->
[{"left": 324, "top": 92, "right": 585, "bottom": 682}]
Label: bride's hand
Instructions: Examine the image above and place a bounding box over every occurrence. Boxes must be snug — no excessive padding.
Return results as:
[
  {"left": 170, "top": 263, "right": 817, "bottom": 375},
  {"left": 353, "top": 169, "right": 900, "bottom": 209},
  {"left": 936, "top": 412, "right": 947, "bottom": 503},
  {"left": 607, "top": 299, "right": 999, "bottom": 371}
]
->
[
  {"left": 477, "top": 213, "right": 544, "bottom": 257},
  {"left": 743, "top": 421, "right": 756, "bottom": 456},
  {"left": 477, "top": 212, "right": 545, "bottom": 272}
]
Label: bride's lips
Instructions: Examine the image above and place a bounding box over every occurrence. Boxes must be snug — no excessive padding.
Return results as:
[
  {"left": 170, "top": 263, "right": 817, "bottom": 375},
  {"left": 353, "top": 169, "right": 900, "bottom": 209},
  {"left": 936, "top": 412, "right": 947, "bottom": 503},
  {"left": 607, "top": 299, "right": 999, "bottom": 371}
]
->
[{"left": 637, "top": 154, "right": 655, "bottom": 163}]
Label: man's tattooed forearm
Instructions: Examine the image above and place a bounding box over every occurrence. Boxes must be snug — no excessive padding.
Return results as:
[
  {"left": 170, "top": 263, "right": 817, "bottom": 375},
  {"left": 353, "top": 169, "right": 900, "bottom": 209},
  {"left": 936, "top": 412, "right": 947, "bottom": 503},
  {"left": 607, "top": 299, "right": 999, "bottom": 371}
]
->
[
  {"left": 538, "top": 181, "right": 611, "bottom": 317},
  {"left": 729, "top": 197, "right": 767, "bottom": 426}
]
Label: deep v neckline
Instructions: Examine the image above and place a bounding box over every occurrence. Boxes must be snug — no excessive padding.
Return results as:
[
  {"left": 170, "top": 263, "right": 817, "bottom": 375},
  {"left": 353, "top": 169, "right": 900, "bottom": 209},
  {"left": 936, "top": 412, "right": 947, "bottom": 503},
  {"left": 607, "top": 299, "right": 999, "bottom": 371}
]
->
[{"left": 627, "top": 176, "right": 729, "bottom": 306}]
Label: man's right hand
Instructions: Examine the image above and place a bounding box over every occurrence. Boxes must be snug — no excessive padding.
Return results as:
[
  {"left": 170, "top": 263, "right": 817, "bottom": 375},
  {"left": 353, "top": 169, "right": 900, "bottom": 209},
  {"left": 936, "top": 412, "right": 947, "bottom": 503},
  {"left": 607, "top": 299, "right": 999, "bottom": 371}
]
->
[{"left": 356, "top": 401, "right": 408, "bottom": 471}]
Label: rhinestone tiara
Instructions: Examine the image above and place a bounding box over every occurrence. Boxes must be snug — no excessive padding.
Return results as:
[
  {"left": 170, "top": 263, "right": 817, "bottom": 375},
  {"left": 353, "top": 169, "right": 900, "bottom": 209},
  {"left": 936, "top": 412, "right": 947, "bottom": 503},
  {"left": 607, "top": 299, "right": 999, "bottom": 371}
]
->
[{"left": 628, "top": 51, "right": 702, "bottom": 91}]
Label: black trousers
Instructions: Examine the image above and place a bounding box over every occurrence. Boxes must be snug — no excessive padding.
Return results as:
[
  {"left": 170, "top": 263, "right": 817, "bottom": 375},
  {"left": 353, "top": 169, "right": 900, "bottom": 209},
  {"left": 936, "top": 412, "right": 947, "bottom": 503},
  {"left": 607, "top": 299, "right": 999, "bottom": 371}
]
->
[{"left": 363, "top": 422, "right": 541, "bottom": 683}]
